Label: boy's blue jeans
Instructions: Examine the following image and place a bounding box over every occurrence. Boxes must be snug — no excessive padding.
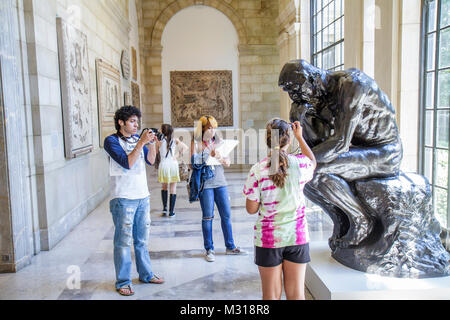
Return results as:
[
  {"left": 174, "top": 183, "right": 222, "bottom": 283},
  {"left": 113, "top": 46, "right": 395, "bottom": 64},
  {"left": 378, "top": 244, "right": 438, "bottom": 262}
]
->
[
  {"left": 199, "top": 186, "right": 236, "bottom": 251},
  {"left": 110, "top": 197, "right": 154, "bottom": 289}
]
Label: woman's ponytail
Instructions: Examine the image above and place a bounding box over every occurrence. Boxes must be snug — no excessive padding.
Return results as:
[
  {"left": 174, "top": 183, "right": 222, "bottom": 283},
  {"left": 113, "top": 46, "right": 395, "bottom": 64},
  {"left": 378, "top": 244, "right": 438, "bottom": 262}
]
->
[{"left": 266, "top": 119, "right": 291, "bottom": 188}]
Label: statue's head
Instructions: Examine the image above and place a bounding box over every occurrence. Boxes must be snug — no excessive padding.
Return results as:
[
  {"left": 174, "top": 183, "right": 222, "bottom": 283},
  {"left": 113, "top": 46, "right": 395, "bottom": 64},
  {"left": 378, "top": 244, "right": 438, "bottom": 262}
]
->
[{"left": 278, "top": 60, "right": 327, "bottom": 105}]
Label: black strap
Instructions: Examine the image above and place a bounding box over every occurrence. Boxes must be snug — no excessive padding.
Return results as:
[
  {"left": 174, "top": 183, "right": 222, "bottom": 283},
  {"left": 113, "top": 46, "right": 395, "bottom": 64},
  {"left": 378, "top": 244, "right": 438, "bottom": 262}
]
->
[
  {"left": 116, "top": 131, "right": 138, "bottom": 144},
  {"left": 165, "top": 140, "right": 173, "bottom": 158}
]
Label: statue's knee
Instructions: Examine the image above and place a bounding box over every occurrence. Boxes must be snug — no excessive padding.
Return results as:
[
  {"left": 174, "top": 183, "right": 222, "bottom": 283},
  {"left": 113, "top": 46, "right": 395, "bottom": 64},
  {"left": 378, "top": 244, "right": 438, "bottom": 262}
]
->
[
  {"left": 308, "top": 172, "right": 323, "bottom": 186},
  {"left": 317, "top": 173, "right": 333, "bottom": 185}
]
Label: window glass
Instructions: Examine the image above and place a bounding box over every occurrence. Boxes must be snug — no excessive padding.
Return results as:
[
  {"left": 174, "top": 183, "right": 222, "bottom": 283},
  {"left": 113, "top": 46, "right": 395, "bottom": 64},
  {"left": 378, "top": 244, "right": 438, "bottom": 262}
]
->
[
  {"left": 311, "top": 0, "right": 344, "bottom": 71},
  {"left": 421, "top": 0, "right": 450, "bottom": 229}
]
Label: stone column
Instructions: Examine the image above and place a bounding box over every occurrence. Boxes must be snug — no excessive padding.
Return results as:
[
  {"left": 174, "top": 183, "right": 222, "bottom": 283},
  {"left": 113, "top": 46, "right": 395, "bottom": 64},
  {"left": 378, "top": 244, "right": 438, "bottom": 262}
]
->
[
  {"left": 299, "top": 0, "right": 311, "bottom": 61},
  {"left": 344, "top": 0, "right": 364, "bottom": 69},
  {"left": 363, "top": 0, "right": 375, "bottom": 78},
  {"left": 278, "top": 31, "right": 290, "bottom": 120},
  {"left": 374, "top": 0, "right": 401, "bottom": 119},
  {"left": 278, "top": 0, "right": 310, "bottom": 120},
  {"left": 142, "top": 45, "right": 163, "bottom": 129},
  {"left": 398, "top": 0, "right": 421, "bottom": 172},
  {"left": 0, "top": 0, "right": 34, "bottom": 272}
]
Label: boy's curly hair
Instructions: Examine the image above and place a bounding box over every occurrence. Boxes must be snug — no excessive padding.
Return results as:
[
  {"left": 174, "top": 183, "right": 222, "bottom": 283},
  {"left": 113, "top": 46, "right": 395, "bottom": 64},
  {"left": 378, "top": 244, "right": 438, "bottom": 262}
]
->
[{"left": 114, "top": 106, "right": 141, "bottom": 131}]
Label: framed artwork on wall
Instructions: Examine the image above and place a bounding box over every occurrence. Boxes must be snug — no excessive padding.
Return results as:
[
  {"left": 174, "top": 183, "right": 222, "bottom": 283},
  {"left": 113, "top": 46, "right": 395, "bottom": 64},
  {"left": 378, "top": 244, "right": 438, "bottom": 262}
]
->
[
  {"left": 56, "top": 17, "right": 93, "bottom": 158},
  {"left": 121, "top": 49, "right": 130, "bottom": 80},
  {"left": 124, "top": 91, "right": 131, "bottom": 106},
  {"left": 96, "top": 59, "right": 121, "bottom": 147},
  {"left": 131, "top": 46, "right": 137, "bottom": 81},
  {"left": 131, "top": 81, "right": 140, "bottom": 109},
  {"left": 170, "top": 70, "right": 233, "bottom": 127}
]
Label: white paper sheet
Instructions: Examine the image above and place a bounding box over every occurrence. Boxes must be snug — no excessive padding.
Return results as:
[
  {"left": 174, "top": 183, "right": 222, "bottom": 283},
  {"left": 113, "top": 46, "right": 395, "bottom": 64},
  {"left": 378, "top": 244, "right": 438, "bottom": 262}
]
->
[{"left": 206, "top": 139, "right": 239, "bottom": 166}]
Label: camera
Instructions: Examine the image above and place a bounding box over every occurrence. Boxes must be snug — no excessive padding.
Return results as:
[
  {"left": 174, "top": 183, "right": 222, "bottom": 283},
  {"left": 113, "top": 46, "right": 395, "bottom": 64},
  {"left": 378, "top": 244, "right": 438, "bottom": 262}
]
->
[{"left": 140, "top": 128, "right": 165, "bottom": 141}]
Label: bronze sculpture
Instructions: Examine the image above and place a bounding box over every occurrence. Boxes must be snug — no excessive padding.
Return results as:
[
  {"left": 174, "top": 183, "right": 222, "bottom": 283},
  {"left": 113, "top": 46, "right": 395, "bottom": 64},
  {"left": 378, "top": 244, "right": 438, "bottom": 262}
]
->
[{"left": 279, "top": 60, "right": 449, "bottom": 278}]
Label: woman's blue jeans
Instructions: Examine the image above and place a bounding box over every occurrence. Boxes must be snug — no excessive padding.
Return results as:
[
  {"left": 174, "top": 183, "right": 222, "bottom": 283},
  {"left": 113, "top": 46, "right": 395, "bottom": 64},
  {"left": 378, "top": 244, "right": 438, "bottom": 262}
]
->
[
  {"left": 199, "top": 186, "right": 236, "bottom": 251},
  {"left": 110, "top": 197, "right": 154, "bottom": 289}
]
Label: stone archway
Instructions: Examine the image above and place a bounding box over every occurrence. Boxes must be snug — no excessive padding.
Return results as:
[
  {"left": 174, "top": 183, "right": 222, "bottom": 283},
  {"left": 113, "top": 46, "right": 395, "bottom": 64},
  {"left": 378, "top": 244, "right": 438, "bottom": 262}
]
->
[
  {"left": 139, "top": 0, "right": 280, "bottom": 135},
  {"left": 140, "top": 0, "right": 249, "bottom": 129},
  {"left": 149, "top": 0, "right": 248, "bottom": 47}
]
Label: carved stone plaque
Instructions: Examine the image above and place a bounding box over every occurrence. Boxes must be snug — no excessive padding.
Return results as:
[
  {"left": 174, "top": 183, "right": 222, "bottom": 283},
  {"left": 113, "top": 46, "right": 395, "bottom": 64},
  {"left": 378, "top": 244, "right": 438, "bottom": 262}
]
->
[
  {"left": 121, "top": 49, "right": 130, "bottom": 80},
  {"left": 131, "top": 81, "right": 140, "bottom": 108},
  {"left": 124, "top": 91, "right": 131, "bottom": 105},
  {"left": 170, "top": 70, "right": 233, "bottom": 127},
  {"left": 96, "top": 59, "right": 121, "bottom": 147},
  {"left": 131, "top": 46, "right": 137, "bottom": 81},
  {"left": 56, "top": 17, "right": 93, "bottom": 158}
]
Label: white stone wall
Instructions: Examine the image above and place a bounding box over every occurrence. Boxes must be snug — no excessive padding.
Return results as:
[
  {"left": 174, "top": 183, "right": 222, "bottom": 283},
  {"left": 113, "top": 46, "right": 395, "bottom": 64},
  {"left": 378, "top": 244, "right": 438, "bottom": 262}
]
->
[{"left": 14, "top": 0, "right": 143, "bottom": 253}]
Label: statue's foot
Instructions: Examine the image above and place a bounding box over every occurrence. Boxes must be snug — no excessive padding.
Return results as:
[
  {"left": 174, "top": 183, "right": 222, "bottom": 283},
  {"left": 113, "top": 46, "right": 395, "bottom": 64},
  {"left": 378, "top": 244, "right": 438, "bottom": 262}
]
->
[
  {"left": 330, "top": 216, "right": 374, "bottom": 249},
  {"left": 328, "top": 236, "right": 338, "bottom": 251}
]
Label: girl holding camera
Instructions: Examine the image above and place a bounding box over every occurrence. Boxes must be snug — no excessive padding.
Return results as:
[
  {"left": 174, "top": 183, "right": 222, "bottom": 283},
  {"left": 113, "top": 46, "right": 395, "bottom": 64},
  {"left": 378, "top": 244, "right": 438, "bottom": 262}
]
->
[{"left": 243, "top": 118, "right": 316, "bottom": 300}]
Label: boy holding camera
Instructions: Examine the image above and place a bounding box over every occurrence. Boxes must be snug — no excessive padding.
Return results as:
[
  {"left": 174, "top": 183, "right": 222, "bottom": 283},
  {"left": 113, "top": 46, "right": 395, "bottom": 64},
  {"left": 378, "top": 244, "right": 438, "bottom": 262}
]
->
[{"left": 103, "top": 106, "right": 164, "bottom": 296}]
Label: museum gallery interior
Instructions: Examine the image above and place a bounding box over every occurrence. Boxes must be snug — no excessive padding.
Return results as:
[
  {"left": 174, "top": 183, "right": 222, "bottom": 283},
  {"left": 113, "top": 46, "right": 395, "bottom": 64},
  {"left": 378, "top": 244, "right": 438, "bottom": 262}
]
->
[{"left": 0, "top": 0, "right": 449, "bottom": 300}]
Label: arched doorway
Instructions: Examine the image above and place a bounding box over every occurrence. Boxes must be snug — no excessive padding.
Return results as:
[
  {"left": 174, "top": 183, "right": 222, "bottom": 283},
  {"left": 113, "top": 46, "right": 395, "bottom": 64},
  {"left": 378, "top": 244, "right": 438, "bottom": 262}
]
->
[{"left": 161, "top": 5, "right": 239, "bottom": 127}]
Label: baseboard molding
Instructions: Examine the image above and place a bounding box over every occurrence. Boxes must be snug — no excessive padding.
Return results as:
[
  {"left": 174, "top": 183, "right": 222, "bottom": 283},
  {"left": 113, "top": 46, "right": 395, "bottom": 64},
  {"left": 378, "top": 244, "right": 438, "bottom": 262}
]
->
[{"left": 40, "top": 186, "right": 110, "bottom": 251}]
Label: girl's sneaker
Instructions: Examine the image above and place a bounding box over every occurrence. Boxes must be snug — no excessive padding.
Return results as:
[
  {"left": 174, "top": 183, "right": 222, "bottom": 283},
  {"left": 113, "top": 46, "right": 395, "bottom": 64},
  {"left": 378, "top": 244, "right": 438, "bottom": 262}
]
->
[
  {"left": 205, "top": 249, "right": 215, "bottom": 262},
  {"left": 226, "top": 247, "right": 247, "bottom": 255}
]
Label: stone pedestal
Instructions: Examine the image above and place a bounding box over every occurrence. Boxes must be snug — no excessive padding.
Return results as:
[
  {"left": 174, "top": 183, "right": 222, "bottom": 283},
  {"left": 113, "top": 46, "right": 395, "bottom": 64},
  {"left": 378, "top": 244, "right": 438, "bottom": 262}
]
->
[{"left": 307, "top": 241, "right": 450, "bottom": 300}]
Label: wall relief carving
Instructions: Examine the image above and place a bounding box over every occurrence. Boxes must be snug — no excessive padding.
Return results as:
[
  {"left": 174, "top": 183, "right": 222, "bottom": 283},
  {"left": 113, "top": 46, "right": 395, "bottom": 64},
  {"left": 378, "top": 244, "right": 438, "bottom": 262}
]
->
[
  {"left": 121, "top": 49, "right": 130, "bottom": 80},
  {"left": 131, "top": 46, "right": 137, "bottom": 81},
  {"left": 131, "top": 81, "right": 140, "bottom": 109},
  {"left": 170, "top": 70, "right": 233, "bottom": 127},
  {"left": 56, "top": 17, "right": 93, "bottom": 158},
  {"left": 96, "top": 59, "right": 121, "bottom": 147}
]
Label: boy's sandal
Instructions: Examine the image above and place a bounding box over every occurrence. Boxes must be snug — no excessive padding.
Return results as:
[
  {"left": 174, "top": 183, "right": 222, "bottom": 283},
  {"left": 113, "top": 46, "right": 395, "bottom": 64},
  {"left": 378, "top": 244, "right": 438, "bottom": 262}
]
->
[
  {"left": 149, "top": 274, "right": 164, "bottom": 284},
  {"left": 116, "top": 285, "right": 134, "bottom": 296},
  {"left": 139, "top": 274, "right": 165, "bottom": 284}
]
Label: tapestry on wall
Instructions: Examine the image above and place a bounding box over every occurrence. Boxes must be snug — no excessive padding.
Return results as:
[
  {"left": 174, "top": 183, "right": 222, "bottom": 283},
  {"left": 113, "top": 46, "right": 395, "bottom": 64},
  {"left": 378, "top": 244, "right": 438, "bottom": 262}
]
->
[
  {"left": 170, "top": 70, "right": 233, "bottom": 127},
  {"left": 96, "top": 59, "right": 121, "bottom": 148},
  {"left": 131, "top": 81, "right": 140, "bottom": 109},
  {"left": 56, "top": 17, "right": 93, "bottom": 158}
]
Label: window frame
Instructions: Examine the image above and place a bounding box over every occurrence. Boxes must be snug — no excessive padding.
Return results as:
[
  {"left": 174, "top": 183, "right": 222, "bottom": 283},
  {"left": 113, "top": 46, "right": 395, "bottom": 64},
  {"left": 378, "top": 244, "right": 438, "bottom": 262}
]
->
[
  {"left": 310, "top": 0, "right": 345, "bottom": 71},
  {"left": 419, "top": 0, "right": 450, "bottom": 229}
]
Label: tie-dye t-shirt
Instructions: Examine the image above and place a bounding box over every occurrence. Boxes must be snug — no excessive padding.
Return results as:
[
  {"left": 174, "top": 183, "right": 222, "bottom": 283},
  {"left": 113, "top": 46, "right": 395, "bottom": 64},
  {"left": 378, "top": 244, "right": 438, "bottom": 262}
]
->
[{"left": 243, "top": 154, "right": 314, "bottom": 248}]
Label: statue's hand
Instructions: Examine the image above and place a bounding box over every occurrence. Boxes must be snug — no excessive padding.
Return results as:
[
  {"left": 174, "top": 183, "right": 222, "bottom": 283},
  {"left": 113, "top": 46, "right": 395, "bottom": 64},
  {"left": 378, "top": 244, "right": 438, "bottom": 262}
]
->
[{"left": 290, "top": 102, "right": 312, "bottom": 123}]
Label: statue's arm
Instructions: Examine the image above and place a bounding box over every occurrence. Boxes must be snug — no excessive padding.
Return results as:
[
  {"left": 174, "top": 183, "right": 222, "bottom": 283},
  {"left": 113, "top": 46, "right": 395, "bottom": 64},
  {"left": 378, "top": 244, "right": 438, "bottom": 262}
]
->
[{"left": 313, "top": 84, "right": 366, "bottom": 163}]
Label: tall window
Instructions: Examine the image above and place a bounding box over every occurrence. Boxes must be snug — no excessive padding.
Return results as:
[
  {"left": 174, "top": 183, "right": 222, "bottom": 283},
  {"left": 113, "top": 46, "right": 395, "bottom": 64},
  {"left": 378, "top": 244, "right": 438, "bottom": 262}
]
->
[
  {"left": 420, "top": 0, "right": 450, "bottom": 229},
  {"left": 311, "top": 0, "right": 344, "bottom": 71}
]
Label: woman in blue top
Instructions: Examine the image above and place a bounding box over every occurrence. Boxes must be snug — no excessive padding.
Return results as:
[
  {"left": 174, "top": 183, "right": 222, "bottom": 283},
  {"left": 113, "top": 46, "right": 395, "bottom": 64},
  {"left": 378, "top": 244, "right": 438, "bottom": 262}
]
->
[{"left": 190, "top": 115, "right": 246, "bottom": 262}]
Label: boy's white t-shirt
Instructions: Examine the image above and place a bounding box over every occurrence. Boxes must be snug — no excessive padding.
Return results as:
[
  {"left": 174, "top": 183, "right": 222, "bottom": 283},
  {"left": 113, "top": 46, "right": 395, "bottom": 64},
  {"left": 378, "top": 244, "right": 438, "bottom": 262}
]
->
[{"left": 105, "top": 134, "right": 150, "bottom": 200}]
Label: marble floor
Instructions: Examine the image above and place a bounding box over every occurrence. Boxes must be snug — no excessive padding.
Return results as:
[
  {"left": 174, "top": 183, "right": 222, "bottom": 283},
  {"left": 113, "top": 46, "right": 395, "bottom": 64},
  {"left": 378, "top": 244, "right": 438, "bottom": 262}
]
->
[{"left": 0, "top": 168, "right": 333, "bottom": 300}]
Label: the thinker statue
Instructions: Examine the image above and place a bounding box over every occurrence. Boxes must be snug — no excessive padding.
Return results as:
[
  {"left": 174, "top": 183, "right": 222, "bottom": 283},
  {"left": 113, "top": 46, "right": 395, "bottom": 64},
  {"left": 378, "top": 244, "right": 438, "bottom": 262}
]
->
[{"left": 279, "top": 59, "right": 449, "bottom": 278}]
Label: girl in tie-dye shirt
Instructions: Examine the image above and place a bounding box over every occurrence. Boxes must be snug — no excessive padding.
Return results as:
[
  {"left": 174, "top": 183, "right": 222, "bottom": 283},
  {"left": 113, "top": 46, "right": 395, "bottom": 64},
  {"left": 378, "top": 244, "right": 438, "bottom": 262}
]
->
[{"left": 243, "top": 118, "right": 316, "bottom": 300}]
